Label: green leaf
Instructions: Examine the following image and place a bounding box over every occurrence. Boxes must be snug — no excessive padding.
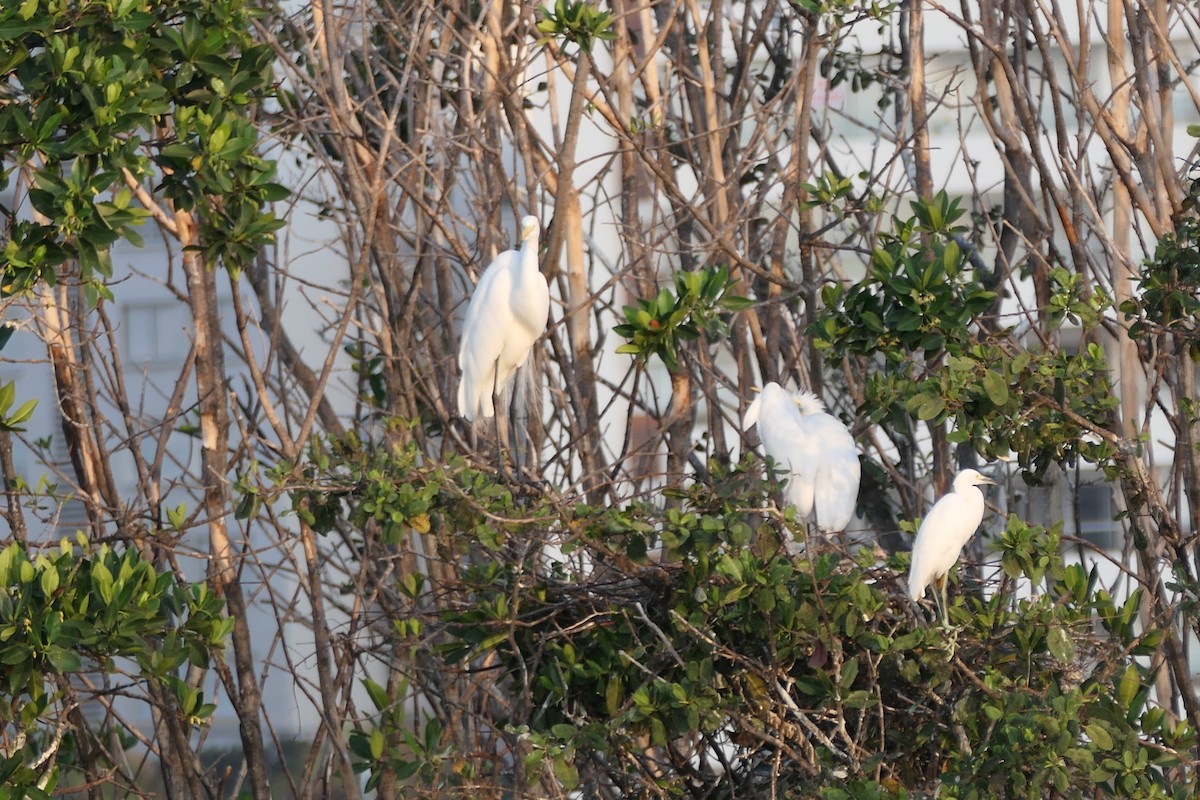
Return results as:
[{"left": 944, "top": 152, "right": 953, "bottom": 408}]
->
[
  {"left": 860, "top": 310, "right": 885, "bottom": 333},
  {"left": 553, "top": 754, "right": 579, "bottom": 790},
  {"left": 424, "top": 716, "right": 442, "bottom": 751},
  {"left": 872, "top": 247, "right": 894, "bottom": 271},
  {"left": 348, "top": 731, "right": 374, "bottom": 761},
  {"left": 915, "top": 395, "right": 946, "bottom": 421},
  {"left": 550, "top": 723, "right": 576, "bottom": 739},
  {"left": 47, "top": 646, "right": 82, "bottom": 672},
  {"left": 7, "top": 397, "right": 37, "bottom": 427},
  {"left": 1010, "top": 351, "right": 1031, "bottom": 375},
  {"left": 1047, "top": 625, "right": 1074, "bottom": 663},
  {"left": 1116, "top": 664, "right": 1140, "bottom": 709},
  {"left": 942, "top": 239, "right": 960, "bottom": 275},
  {"left": 1086, "top": 722, "right": 1114, "bottom": 751},
  {"left": 362, "top": 678, "right": 390, "bottom": 712},
  {"left": 606, "top": 675, "right": 622, "bottom": 716},
  {"left": 839, "top": 656, "right": 859, "bottom": 690},
  {"left": 981, "top": 370, "right": 1009, "bottom": 406},
  {"left": 717, "top": 553, "right": 744, "bottom": 583},
  {"left": 369, "top": 728, "right": 385, "bottom": 760},
  {"left": 40, "top": 565, "right": 59, "bottom": 597},
  {"left": 92, "top": 561, "right": 115, "bottom": 604},
  {"left": 0, "top": 17, "right": 42, "bottom": 40}
]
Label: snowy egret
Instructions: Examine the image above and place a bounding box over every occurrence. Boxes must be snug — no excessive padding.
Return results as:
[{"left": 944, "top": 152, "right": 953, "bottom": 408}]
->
[
  {"left": 743, "top": 383, "right": 860, "bottom": 532},
  {"left": 456, "top": 216, "right": 549, "bottom": 421},
  {"left": 906, "top": 468, "right": 996, "bottom": 626}
]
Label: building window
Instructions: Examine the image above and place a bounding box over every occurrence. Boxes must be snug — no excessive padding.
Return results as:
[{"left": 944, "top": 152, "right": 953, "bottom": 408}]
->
[
  {"left": 123, "top": 301, "right": 193, "bottom": 367},
  {"left": 1069, "top": 480, "right": 1120, "bottom": 550}
]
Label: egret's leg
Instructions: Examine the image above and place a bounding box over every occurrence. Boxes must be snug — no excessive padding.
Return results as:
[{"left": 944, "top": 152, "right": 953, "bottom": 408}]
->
[
  {"left": 933, "top": 576, "right": 948, "bottom": 628},
  {"left": 492, "top": 376, "right": 510, "bottom": 481},
  {"left": 511, "top": 398, "right": 530, "bottom": 481},
  {"left": 511, "top": 365, "right": 540, "bottom": 483},
  {"left": 939, "top": 577, "right": 951, "bottom": 628},
  {"left": 494, "top": 417, "right": 509, "bottom": 481},
  {"left": 515, "top": 412, "right": 536, "bottom": 481}
]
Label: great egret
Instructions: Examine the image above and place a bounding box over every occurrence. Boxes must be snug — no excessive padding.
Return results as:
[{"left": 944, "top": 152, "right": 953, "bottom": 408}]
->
[
  {"left": 794, "top": 391, "right": 860, "bottom": 532},
  {"left": 743, "top": 382, "right": 860, "bottom": 532},
  {"left": 906, "top": 468, "right": 996, "bottom": 626},
  {"left": 456, "top": 216, "right": 549, "bottom": 422}
]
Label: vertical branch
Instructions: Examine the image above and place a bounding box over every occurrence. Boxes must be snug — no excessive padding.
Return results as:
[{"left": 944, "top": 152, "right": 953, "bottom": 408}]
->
[
  {"left": 684, "top": 0, "right": 731, "bottom": 229},
  {"left": 903, "top": 0, "right": 947, "bottom": 490},
  {"left": 904, "top": 0, "right": 932, "bottom": 200},
  {"left": 1104, "top": 0, "right": 1146, "bottom": 444},
  {"left": 666, "top": 367, "right": 693, "bottom": 493},
  {"left": 548, "top": 54, "right": 605, "bottom": 497},
  {"left": 0, "top": 430, "right": 27, "bottom": 545},
  {"left": 773, "top": 9, "right": 819, "bottom": 391},
  {"left": 178, "top": 208, "right": 272, "bottom": 800}
]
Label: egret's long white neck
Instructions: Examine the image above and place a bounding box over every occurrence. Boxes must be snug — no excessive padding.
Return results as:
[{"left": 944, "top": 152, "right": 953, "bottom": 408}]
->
[
  {"left": 521, "top": 231, "right": 539, "bottom": 268},
  {"left": 516, "top": 223, "right": 540, "bottom": 287}
]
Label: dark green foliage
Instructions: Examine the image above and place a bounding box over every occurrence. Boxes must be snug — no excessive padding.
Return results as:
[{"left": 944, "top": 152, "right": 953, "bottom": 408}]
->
[
  {"left": 536, "top": 0, "right": 616, "bottom": 54},
  {"left": 0, "top": 0, "right": 285, "bottom": 291},
  {"left": 0, "top": 538, "right": 231, "bottom": 796},
  {"left": 815, "top": 192, "right": 997, "bottom": 361},
  {"left": 288, "top": 439, "right": 1196, "bottom": 799},
  {"left": 1122, "top": 165, "right": 1200, "bottom": 357},
  {"left": 615, "top": 265, "right": 753, "bottom": 371},
  {"left": 813, "top": 193, "right": 1119, "bottom": 482}
]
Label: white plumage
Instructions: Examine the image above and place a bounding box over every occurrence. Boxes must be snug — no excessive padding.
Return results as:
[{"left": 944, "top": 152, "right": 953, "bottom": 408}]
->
[
  {"left": 794, "top": 391, "right": 860, "bottom": 532},
  {"left": 907, "top": 468, "right": 996, "bottom": 624},
  {"left": 743, "top": 382, "right": 860, "bottom": 531},
  {"left": 456, "top": 216, "right": 549, "bottom": 421}
]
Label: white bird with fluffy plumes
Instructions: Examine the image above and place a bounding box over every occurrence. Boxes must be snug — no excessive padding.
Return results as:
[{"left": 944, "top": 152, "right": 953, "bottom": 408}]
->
[
  {"left": 456, "top": 216, "right": 549, "bottom": 421},
  {"left": 907, "top": 468, "right": 996, "bottom": 626},
  {"left": 793, "top": 391, "right": 860, "bottom": 532},
  {"left": 743, "top": 383, "right": 860, "bottom": 532}
]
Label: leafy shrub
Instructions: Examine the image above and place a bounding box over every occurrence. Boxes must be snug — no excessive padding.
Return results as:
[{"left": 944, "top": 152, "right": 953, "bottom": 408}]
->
[{"left": 288, "top": 440, "right": 1197, "bottom": 799}]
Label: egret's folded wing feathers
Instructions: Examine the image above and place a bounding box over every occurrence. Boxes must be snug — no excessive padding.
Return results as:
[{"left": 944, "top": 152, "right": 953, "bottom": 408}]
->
[
  {"left": 907, "top": 493, "right": 974, "bottom": 600},
  {"left": 815, "top": 456, "right": 859, "bottom": 531},
  {"left": 457, "top": 261, "right": 515, "bottom": 419},
  {"left": 743, "top": 394, "right": 763, "bottom": 430}
]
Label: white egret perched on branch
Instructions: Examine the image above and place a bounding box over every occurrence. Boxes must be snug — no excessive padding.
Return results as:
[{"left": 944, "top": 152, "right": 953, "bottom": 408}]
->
[
  {"left": 743, "top": 382, "right": 860, "bottom": 533},
  {"left": 793, "top": 390, "right": 860, "bottom": 532},
  {"left": 456, "top": 216, "right": 549, "bottom": 471},
  {"left": 907, "top": 468, "right": 996, "bottom": 626}
]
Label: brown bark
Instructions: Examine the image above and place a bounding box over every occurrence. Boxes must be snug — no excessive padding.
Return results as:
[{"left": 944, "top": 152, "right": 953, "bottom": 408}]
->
[{"left": 179, "top": 209, "right": 272, "bottom": 800}]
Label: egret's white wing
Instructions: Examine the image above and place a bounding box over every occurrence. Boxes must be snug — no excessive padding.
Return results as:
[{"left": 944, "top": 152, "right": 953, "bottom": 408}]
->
[
  {"left": 906, "top": 492, "right": 978, "bottom": 601},
  {"left": 782, "top": 429, "right": 820, "bottom": 515},
  {"left": 813, "top": 452, "right": 859, "bottom": 531},
  {"left": 743, "top": 394, "right": 764, "bottom": 430},
  {"left": 747, "top": 384, "right": 823, "bottom": 519},
  {"left": 458, "top": 251, "right": 515, "bottom": 362},
  {"left": 457, "top": 254, "right": 516, "bottom": 419},
  {"left": 802, "top": 413, "right": 860, "bottom": 531}
]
